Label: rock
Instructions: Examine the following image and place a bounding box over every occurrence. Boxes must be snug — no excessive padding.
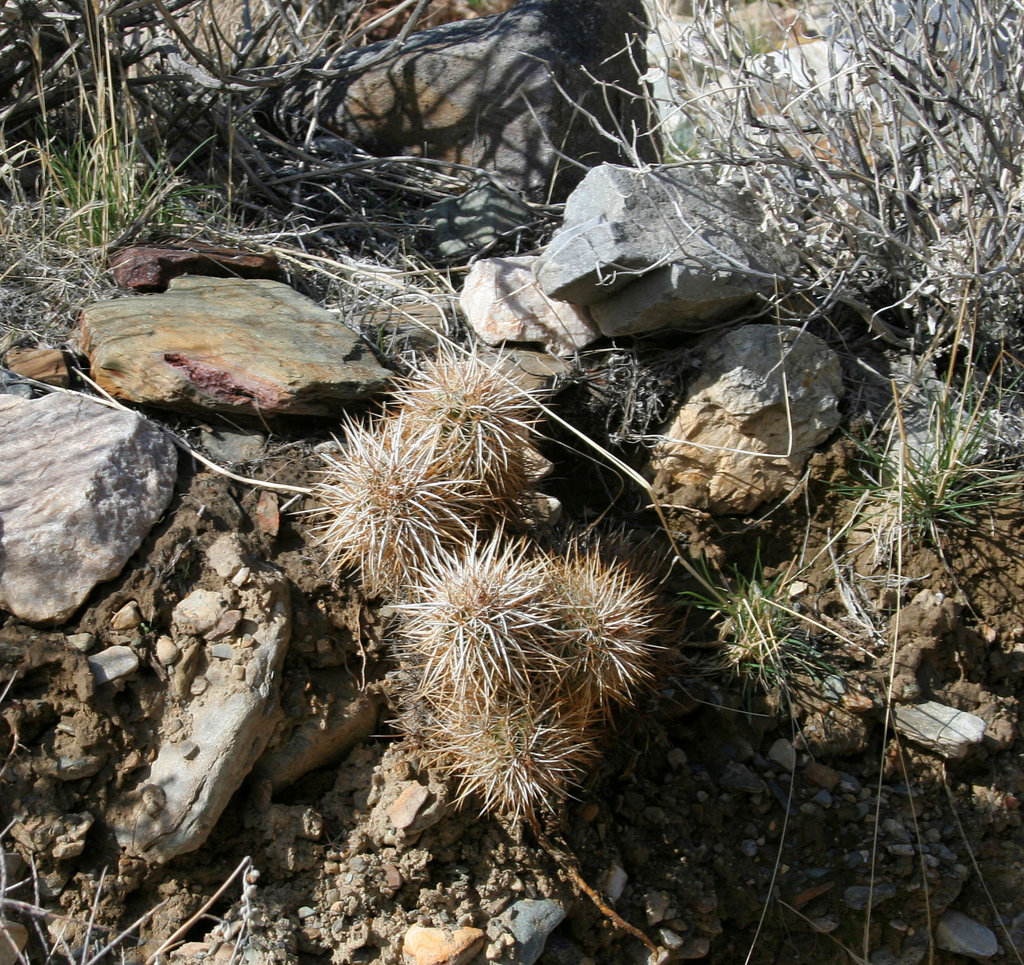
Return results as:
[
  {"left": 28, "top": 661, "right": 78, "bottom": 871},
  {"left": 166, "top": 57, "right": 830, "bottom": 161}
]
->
[
  {"left": 0, "top": 922, "right": 28, "bottom": 965},
  {"left": 155, "top": 636, "right": 180, "bottom": 666},
  {"left": 600, "top": 862, "right": 628, "bottom": 902},
  {"left": 110, "top": 600, "right": 143, "bottom": 631},
  {"left": 649, "top": 324, "right": 843, "bottom": 514},
  {"left": 88, "top": 645, "right": 139, "bottom": 685},
  {"left": 360, "top": 297, "right": 451, "bottom": 355},
  {"left": 402, "top": 924, "right": 485, "bottom": 965},
  {"left": 77, "top": 276, "right": 391, "bottom": 417},
  {"left": 389, "top": 782, "right": 431, "bottom": 829},
  {"left": 590, "top": 262, "right": 760, "bottom": 338},
  {"left": 935, "top": 910, "right": 998, "bottom": 959},
  {"left": 842, "top": 883, "right": 896, "bottom": 911},
  {"left": 893, "top": 701, "right": 987, "bottom": 760},
  {"left": 767, "top": 737, "right": 796, "bottom": 772},
  {"left": 252, "top": 669, "right": 383, "bottom": 793},
  {"left": 803, "top": 760, "right": 840, "bottom": 792},
  {"left": 461, "top": 256, "right": 599, "bottom": 355},
  {"left": 0, "top": 367, "right": 33, "bottom": 398},
  {"left": 534, "top": 164, "right": 793, "bottom": 308},
  {"left": 719, "top": 761, "right": 766, "bottom": 794},
  {"left": 0, "top": 393, "right": 176, "bottom": 624},
  {"left": 66, "top": 632, "right": 96, "bottom": 654},
  {"left": 199, "top": 425, "right": 266, "bottom": 464},
  {"left": 114, "top": 535, "right": 291, "bottom": 862},
  {"left": 109, "top": 243, "right": 281, "bottom": 292},
  {"left": 426, "top": 181, "right": 536, "bottom": 259},
  {"left": 484, "top": 348, "right": 570, "bottom": 396},
  {"left": 491, "top": 898, "right": 566, "bottom": 965},
  {"left": 173, "top": 589, "right": 231, "bottom": 637},
  {"left": 644, "top": 892, "right": 671, "bottom": 926},
  {"left": 262, "top": 0, "right": 656, "bottom": 203},
  {"left": 3, "top": 346, "right": 70, "bottom": 386}
]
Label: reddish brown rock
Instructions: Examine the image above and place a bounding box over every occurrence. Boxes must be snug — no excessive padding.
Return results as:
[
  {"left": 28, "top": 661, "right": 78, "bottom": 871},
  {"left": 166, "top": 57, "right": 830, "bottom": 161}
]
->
[
  {"left": 77, "top": 276, "right": 391, "bottom": 417},
  {"left": 109, "top": 243, "right": 281, "bottom": 292},
  {"left": 3, "top": 347, "right": 70, "bottom": 387},
  {"left": 402, "top": 924, "right": 485, "bottom": 965}
]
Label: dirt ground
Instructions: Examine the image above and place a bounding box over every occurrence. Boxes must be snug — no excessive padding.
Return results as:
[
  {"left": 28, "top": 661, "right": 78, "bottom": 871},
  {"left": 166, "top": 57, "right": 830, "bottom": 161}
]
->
[{"left": 3, "top": 361, "right": 1024, "bottom": 964}]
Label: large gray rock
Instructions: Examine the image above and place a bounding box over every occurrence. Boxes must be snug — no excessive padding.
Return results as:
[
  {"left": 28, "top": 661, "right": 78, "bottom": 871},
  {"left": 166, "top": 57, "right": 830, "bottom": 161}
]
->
[
  {"left": 0, "top": 393, "right": 177, "bottom": 624},
  {"left": 114, "top": 536, "right": 290, "bottom": 863},
  {"left": 649, "top": 324, "right": 843, "bottom": 514},
  {"left": 534, "top": 164, "right": 793, "bottom": 312},
  {"left": 261, "top": 0, "right": 656, "bottom": 203},
  {"left": 77, "top": 276, "right": 391, "bottom": 417}
]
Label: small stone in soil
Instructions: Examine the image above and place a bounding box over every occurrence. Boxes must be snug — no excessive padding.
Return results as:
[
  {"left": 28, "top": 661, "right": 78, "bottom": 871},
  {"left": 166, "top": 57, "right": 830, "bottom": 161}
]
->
[
  {"left": 935, "top": 910, "right": 999, "bottom": 959},
  {"left": 88, "top": 645, "right": 139, "bottom": 684}
]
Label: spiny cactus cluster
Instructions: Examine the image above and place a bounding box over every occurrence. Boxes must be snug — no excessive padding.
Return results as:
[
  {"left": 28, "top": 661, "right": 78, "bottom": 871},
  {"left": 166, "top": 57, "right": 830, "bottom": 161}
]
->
[{"left": 312, "top": 349, "right": 662, "bottom": 825}]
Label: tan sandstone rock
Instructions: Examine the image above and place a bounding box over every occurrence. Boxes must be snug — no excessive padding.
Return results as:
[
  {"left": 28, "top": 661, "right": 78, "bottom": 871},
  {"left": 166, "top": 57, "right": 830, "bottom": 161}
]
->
[
  {"left": 78, "top": 276, "right": 390, "bottom": 417},
  {"left": 650, "top": 324, "right": 843, "bottom": 514}
]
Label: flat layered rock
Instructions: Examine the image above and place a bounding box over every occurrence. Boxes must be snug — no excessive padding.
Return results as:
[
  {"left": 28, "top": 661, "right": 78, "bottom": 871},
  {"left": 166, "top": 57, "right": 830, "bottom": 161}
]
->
[
  {"left": 109, "top": 243, "right": 281, "bottom": 292},
  {"left": 0, "top": 393, "right": 177, "bottom": 624},
  {"left": 78, "top": 277, "right": 391, "bottom": 417},
  {"left": 114, "top": 536, "right": 291, "bottom": 863}
]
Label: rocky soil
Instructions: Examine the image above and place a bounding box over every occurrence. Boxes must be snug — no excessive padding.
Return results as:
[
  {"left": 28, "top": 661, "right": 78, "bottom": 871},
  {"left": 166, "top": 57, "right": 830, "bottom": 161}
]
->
[{"left": 2, "top": 345, "right": 1023, "bottom": 964}]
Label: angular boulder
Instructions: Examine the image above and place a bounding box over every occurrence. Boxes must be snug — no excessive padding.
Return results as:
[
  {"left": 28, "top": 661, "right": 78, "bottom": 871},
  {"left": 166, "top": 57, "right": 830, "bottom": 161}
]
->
[
  {"left": 533, "top": 164, "right": 794, "bottom": 323},
  {"left": 261, "top": 0, "right": 656, "bottom": 203},
  {"left": 0, "top": 393, "right": 177, "bottom": 624},
  {"left": 77, "top": 277, "right": 391, "bottom": 417},
  {"left": 649, "top": 324, "right": 843, "bottom": 514}
]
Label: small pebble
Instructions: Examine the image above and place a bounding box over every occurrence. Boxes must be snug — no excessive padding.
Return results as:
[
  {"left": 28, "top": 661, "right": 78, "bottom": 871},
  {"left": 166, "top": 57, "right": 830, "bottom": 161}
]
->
[
  {"left": 87, "top": 645, "right": 139, "bottom": 685},
  {"left": 644, "top": 892, "right": 671, "bottom": 926},
  {"left": 190, "top": 675, "right": 209, "bottom": 696},
  {"left": 402, "top": 924, "right": 485, "bottom": 965},
  {"left": 767, "top": 738, "right": 796, "bottom": 772},
  {"left": 494, "top": 898, "right": 566, "bottom": 965},
  {"left": 720, "top": 762, "right": 766, "bottom": 794},
  {"left": 599, "top": 862, "right": 628, "bottom": 902},
  {"left": 155, "top": 635, "right": 179, "bottom": 666},
  {"left": 110, "top": 600, "right": 143, "bottom": 631},
  {"left": 66, "top": 632, "right": 95, "bottom": 653},
  {"left": 389, "top": 783, "right": 431, "bottom": 830},
  {"left": 667, "top": 748, "right": 688, "bottom": 770}
]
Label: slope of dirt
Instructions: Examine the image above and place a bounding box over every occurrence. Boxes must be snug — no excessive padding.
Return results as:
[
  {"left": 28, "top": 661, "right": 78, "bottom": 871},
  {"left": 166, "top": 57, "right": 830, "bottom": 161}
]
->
[{"left": 2, "top": 421, "right": 1023, "bottom": 965}]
